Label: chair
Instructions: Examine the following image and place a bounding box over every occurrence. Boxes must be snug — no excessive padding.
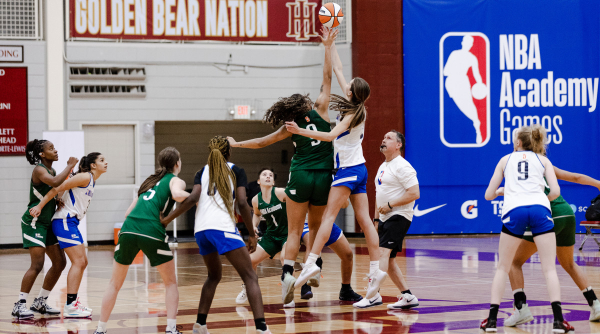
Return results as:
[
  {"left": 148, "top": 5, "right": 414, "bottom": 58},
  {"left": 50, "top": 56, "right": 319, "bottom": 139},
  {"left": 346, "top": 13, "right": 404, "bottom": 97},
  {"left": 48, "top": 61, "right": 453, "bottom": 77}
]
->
[{"left": 579, "top": 221, "right": 600, "bottom": 250}]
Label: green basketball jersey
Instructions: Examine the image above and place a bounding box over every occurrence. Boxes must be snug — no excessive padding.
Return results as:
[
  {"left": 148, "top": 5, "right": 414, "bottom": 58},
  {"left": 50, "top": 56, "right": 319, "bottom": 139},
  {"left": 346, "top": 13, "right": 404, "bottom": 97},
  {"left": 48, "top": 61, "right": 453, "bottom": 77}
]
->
[
  {"left": 544, "top": 181, "right": 574, "bottom": 218},
  {"left": 121, "top": 173, "right": 176, "bottom": 240},
  {"left": 258, "top": 187, "right": 288, "bottom": 236},
  {"left": 21, "top": 164, "right": 57, "bottom": 225},
  {"left": 290, "top": 109, "right": 334, "bottom": 171}
]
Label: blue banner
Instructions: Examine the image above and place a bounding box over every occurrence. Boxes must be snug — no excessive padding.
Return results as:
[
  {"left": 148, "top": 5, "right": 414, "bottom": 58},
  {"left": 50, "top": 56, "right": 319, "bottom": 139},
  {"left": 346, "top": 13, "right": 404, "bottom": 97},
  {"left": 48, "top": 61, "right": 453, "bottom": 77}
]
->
[{"left": 403, "top": 0, "right": 600, "bottom": 234}]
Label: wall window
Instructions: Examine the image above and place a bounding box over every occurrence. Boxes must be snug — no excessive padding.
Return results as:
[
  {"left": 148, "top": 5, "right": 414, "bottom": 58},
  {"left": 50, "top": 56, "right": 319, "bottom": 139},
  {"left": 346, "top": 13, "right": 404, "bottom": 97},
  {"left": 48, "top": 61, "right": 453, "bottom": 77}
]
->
[{"left": 83, "top": 125, "right": 135, "bottom": 185}]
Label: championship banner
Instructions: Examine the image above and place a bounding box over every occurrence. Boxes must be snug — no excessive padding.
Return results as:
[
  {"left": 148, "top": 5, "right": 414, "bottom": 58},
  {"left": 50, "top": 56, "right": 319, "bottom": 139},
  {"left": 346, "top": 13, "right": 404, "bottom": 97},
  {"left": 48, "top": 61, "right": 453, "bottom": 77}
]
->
[
  {"left": 0, "top": 67, "right": 28, "bottom": 156},
  {"left": 69, "top": 0, "right": 325, "bottom": 42},
  {"left": 403, "top": 0, "right": 600, "bottom": 234}
]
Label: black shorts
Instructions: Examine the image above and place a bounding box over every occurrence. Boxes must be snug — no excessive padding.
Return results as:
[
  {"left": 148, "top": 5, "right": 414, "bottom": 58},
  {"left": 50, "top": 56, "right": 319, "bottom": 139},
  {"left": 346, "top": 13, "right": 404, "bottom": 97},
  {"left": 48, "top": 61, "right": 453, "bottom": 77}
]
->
[{"left": 379, "top": 215, "right": 412, "bottom": 258}]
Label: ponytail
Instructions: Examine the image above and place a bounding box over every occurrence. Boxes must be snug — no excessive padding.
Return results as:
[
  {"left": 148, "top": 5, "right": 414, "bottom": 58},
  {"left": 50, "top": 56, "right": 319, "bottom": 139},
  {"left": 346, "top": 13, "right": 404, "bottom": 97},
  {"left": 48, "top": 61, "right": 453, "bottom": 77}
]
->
[
  {"left": 138, "top": 166, "right": 168, "bottom": 196},
  {"left": 138, "top": 147, "right": 180, "bottom": 196},
  {"left": 516, "top": 124, "right": 547, "bottom": 155},
  {"left": 207, "top": 136, "right": 236, "bottom": 223},
  {"left": 25, "top": 139, "right": 48, "bottom": 165},
  {"left": 75, "top": 152, "right": 102, "bottom": 176}
]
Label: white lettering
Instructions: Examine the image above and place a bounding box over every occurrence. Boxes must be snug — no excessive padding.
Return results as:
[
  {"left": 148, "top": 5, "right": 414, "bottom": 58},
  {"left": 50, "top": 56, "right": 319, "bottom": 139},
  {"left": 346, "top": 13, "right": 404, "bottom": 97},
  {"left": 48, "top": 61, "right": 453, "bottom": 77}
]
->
[
  {"left": 124, "top": 0, "right": 135, "bottom": 34},
  {"left": 217, "top": 0, "right": 230, "bottom": 36},
  {"left": 541, "top": 71, "right": 553, "bottom": 107},
  {"left": 245, "top": 0, "right": 255, "bottom": 38},
  {"left": 515, "top": 34, "right": 527, "bottom": 70},
  {"left": 88, "top": 0, "right": 100, "bottom": 34},
  {"left": 205, "top": 0, "right": 217, "bottom": 36},
  {"left": 175, "top": 0, "right": 189, "bottom": 35},
  {"left": 153, "top": 0, "right": 165, "bottom": 35},
  {"left": 135, "top": 0, "right": 147, "bottom": 35},
  {"left": 100, "top": 0, "right": 112, "bottom": 33},
  {"left": 499, "top": 34, "right": 513, "bottom": 70},
  {"left": 514, "top": 79, "right": 526, "bottom": 107},
  {"left": 75, "top": 0, "right": 87, "bottom": 34},
  {"left": 165, "top": 0, "right": 176, "bottom": 35},
  {"left": 499, "top": 72, "right": 513, "bottom": 108},
  {"left": 527, "top": 79, "right": 540, "bottom": 107},
  {"left": 112, "top": 0, "right": 124, "bottom": 34},
  {"left": 555, "top": 78, "right": 567, "bottom": 107},
  {"left": 188, "top": 0, "right": 201, "bottom": 36},
  {"left": 256, "top": 0, "right": 267, "bottom": 37},
  {"left": 588, "top": 78, "right": 599, "bottom": 112},
  {"left": 553, "top": 116, "right": 563, "bottom": 144},
  {"left": 500, "top": 109, "right": 511, "bottom": 145},
  {"left": 568, "top": 78, "right": 587, "bottom": 107},
  {"left": 527, "top": 34, "right": 541, "bottom": 70},
  {"left": 228, "top": 0, "right": 239, "bottom": 36}
]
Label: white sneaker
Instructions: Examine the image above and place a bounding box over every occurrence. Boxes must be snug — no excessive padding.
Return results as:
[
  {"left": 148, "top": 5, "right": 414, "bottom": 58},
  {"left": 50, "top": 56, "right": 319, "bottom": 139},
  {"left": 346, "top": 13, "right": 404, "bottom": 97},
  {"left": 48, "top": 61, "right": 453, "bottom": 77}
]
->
[
  {"left": 387, "top": 293, "right": 419, "bottom": 310},
  {"left": 30, "top": 296, "right": 61, "bottom": 315},
  {"left": 236, "top": 284, "right": 248, "bottom": 304},
  {"left": 294, "top": 263, "right": 320, "bottom": 288},
  {"left": 307, "top": 271, "right": 321, "bottom": 288},
  {"left": 63, "top": 299, "right": 92, "bottom": 318},
  {"left": 256, "top": 328, "right": 271, "bottom": 334},
  {"left": 590, "top": 299, "right": 600, "bottom": 321},
  {"left": 284, "top": 300, "right": 295, "bottom": 308},
  {"left": 366, "top": 270, "right": 387, "bottom": 299},
  {"left": 282, "top": 273, "right": 297, "bottom": 304},
  {"left": 11, "top": 301, "right": 34, "bottom": 319},
  {"left": 192, "top": 323, "right": 209, "bottom": 334},
  {"left": 353, "top": 293, "right": 383, "bottom": 309},
  {"left": 503, "top": 303, "right": 533, "bottom": 327},
  {"left": 387, "top": 310, "right": 419, "bottom": 325},
  {"left": 166, "top": 326, "right": 182, "bottom": 334}
]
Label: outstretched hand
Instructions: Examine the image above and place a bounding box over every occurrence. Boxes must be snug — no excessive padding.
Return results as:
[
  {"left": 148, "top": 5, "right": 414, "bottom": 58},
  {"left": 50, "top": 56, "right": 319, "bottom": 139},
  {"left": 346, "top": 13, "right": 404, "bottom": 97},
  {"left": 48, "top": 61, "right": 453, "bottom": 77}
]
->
[
  {"left": 284, "top": 121, "right": 300, "bottom": 134},
  {"left": 320, "top": 26, "right": 338, "bottom": 47},
  {"left": 227, "top": 136, "right": 237, "bottom": 148}
]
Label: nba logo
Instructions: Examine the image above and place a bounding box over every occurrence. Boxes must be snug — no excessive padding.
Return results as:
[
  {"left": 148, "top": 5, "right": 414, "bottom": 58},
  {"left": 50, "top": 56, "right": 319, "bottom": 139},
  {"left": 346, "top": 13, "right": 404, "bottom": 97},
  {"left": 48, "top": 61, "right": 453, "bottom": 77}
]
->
[{"left": 439, "top": 32, "right": 490, "bottom": 147}]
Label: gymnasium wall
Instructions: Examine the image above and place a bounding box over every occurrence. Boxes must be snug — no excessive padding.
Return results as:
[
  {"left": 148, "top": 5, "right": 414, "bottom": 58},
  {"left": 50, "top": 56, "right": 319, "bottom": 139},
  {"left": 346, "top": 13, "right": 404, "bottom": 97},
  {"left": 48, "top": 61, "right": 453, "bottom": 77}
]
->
[{"left": 0, "top": 41, "right": 47, "bottom": 245}]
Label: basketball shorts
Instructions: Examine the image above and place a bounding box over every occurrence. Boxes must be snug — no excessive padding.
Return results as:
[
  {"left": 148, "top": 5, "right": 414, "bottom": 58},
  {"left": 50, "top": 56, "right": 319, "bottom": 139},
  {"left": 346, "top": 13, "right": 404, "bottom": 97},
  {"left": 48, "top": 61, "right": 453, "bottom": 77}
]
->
[
  {"left": 21, "top": 214, "right": 57, "bottom": 249},
  {"left": 332, "top": 163, "right": 368, "bottom": 194},
  {"left": 285, "top": 169, "right": 332, "bottom": 206},
  {"left": 258, "top": 231, "right": 287, "bottom": 258},
  {"left": 379, "top": 214, "right": 412, "bottom": 258},
  {"left": 195, "top": 229, "right": 246, "bottom": 255},
  {"left": 114, "top": 233, "right": 173, "bottom": 267},
  {"left": 52, "top": 215, "right": 84, "bottom": 249},
  {"left": 522, "top": 205, "right": 576, "bottom": 247},
  {"left": 301, "top": 222, "right": 343, "bottom": 247},
  {"left": 501, "top": 205, "right": 554, "bottom": 238}
]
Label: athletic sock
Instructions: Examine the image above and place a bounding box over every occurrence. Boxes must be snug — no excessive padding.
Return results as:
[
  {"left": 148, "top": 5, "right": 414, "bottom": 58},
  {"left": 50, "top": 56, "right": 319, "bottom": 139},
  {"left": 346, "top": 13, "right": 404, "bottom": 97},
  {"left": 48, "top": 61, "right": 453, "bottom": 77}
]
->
[
  {"left": 18, "top": 292, "right": 28, "bottom": 303},
  {"left": 254, "top": 318, "right": 267, "bottom": 331},
  {"left": 341, "top": 284, "right": 351, "bottom": 291},
  {"left": 67, "top": 294, "right": 77, "bottom": 305},
  {"left": 97, "top": 321, "right": 107, "bottom": 333},
  {"left": 583, "top": 286, "right": 597, "bottom": 306},
  {"left": 369, "top": 261, "right": 379, "bottom": 275},
  {"left": 196, "top": 313, "right": 207, "bottom": 326},
  {"left": 38, "top": 288, "right": 51, "bottom": 299},
  {"left": 488, "top": 304, "right": 500, "bottom": 321},
  {"left": 513, "top": 288, "right": 527, "bottom": 310},
  {"left": 551, "top": 301, "right": 564, "bottom": 322},
  {"left": 282, "top": 259, "right": 295, "bottom": 280},
  {"left": 166, "top": 319, "right": 177, "bottom": 331},
  {"left": 401, "top": 289, "right": 412, "bottom": 295},
  {"left": 316, "top": 257, "right": 323, "bottom": 269},
  {"left": 306, "top": 253, "right": 319, "bottom": 266}
]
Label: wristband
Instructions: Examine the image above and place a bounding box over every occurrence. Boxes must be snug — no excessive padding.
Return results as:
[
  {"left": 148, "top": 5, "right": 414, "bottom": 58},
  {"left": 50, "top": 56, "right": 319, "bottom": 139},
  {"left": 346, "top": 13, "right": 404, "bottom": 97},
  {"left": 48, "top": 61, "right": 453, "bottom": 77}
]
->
[
  {"left": 388, "top": 202, "right": 393, "bottom": 209},
  {"left": 374, "top": 218, "right": 381, "bottom": 223}
]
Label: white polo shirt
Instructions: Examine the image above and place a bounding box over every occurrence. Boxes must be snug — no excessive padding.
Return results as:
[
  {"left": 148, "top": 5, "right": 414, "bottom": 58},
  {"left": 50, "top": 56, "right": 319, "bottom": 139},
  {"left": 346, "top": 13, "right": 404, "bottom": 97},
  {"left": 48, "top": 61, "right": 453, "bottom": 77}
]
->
[{"left": 375, "top": 155, "right": 419, "bottom": 222}]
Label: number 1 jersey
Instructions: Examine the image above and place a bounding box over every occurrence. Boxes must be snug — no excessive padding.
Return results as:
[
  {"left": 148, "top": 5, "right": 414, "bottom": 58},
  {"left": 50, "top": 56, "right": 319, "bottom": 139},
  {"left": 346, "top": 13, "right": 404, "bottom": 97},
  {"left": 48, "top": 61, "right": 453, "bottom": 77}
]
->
[{"left": 502, "top": 151, "right": 550, "bottom": 217}]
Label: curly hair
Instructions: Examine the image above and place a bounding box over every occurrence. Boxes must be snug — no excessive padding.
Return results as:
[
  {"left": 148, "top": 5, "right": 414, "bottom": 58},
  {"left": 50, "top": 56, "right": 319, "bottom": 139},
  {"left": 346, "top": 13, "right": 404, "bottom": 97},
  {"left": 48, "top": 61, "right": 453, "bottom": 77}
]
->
[
  {"left": 263, "top": 93, "right": 313, "bottom": 128},
  {"left": 25, "top": 139, "right": 49, "bottom": 165},
  {"left": 207, "top": 136, "right": 237, "bottom": 223}
]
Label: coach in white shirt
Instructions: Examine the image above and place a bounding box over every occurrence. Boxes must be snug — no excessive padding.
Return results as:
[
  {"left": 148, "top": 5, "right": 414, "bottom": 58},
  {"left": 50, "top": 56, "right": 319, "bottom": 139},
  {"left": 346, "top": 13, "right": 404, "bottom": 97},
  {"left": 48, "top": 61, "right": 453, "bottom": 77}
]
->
[{"left": 363, "top": 130, "right": 421, "bottom": 310}]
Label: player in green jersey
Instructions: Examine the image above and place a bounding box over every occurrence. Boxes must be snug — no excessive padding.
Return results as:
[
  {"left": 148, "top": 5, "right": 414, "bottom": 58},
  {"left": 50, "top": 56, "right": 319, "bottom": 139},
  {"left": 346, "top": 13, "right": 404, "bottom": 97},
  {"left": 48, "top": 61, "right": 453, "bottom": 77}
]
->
[
  {"left": 497, "top": 166, "right": 600, "bottom": 326},
  {"left": 92, "top": 147, "right": 189, "bottom": 334},
  {"left": 12, "top": 139, "right": 78, "bottom": 319},
  {"left": 227, "top": 27, "right": 339, "bottom": 304}
]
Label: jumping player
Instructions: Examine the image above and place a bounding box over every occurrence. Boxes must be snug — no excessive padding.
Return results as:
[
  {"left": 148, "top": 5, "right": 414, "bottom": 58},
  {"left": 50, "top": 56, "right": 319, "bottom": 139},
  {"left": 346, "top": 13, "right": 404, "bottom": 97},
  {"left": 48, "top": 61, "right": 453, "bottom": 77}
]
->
[
  {"left": 162, "top": 136, "right": 270, "bottom": 334},
  {"left": 482, "top": 125, "right": 573, "bottom": 333},
  {"left": 227, "top": 26, "right": 338, "bottom": 304},
  {"left": 93, "top": 147, "right": 188, "bottom": 334},
  {"left": 12, "top": 140, "right": 78, "bottom": 319}
]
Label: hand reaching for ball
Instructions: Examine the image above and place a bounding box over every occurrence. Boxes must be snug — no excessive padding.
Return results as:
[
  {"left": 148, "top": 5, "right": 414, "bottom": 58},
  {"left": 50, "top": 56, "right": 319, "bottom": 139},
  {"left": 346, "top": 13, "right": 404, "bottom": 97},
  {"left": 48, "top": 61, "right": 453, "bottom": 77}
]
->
[{"left": 320, "top": 26, "right": 338, "bottom": 47}]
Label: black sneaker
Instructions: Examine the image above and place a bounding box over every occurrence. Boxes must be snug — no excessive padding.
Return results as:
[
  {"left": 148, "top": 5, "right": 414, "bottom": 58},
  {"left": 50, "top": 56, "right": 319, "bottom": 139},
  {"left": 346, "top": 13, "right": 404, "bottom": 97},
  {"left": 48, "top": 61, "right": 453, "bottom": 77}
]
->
[
  {"left": 553, "top": 320, "right": 574, "bottom": 333},
  {"left": 301, "top": 284, "right": 313, "bottom": 300},
  {"left": 480, "top": 318, "right": 497, "bottom": 332},
  {"left": 339, "top": 287, "right": 363, "bottom": 302}
]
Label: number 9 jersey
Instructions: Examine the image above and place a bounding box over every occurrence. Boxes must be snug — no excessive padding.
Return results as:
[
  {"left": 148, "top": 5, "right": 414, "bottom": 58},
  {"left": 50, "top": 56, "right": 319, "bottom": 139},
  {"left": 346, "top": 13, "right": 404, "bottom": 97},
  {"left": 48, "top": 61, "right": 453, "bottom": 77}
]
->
[
  {"left": 502, "top": 151, "right": 551, "bottom": 218},
  {"left": 290, "top": 109, "right": 334, "bottom": 171}
]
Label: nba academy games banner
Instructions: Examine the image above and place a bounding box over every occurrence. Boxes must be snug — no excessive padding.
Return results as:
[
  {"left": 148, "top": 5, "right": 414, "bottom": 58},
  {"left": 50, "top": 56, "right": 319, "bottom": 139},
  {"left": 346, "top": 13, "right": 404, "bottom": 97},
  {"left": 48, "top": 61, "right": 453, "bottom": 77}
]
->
[
  {"left": 403, "top": 0, "right": 600, "bottom": 234},
  {"left": 69, "top": 0, "right": 326, "bottom": 42},
  {"left": 0, "top": 67, "right": 28, "bottom": 156}
]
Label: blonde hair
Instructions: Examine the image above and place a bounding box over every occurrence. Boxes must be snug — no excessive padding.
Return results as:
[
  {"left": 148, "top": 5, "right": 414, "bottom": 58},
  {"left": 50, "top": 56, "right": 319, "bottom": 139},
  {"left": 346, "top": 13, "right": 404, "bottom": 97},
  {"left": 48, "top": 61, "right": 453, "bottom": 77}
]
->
[
  {"left": 207, "top": 136, "right": 236, "bottom": 223},
  {"left": 516, "top": 124, "right": 547, "bottom": 155}
]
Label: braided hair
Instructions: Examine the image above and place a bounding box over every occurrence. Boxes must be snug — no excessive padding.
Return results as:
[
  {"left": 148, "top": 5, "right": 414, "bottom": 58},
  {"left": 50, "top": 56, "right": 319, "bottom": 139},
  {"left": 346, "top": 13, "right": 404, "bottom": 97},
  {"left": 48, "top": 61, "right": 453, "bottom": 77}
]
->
[
  {"left": 263, "top": 93, "right": 313, "bottom": 128},
  {"left": 25, "top": 139, "right": 48, "bottom": 165},
  {"left": 330, "top": 77, "right": 371, "bottom": 129},
  {"left": 206, "top": 136, "right": 237, "bottom": 223},
  {"left": 138, "top": 147, "right": 180, "bottom": 196}
]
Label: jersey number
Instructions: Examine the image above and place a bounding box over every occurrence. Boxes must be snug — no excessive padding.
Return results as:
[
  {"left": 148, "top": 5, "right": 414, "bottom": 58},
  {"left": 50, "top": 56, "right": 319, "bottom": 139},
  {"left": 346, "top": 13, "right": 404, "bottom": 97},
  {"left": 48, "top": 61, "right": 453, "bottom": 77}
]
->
[
  {"left": 307, "top": 124, "right": 321, "bottom": 146},
  {"left": 271, "top": 214, "right": 278, "bottom": 227},
  {"left": 517, "top": 161, "right": 529, "bottom": 180},
  {"left": 143, "top": 182, "right": 160, "bottom": 200}
]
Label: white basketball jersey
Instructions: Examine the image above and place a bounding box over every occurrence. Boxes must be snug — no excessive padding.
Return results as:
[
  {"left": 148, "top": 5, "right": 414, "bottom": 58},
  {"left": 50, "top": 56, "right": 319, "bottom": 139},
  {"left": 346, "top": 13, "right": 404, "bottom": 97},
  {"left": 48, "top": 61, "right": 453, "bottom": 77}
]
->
[
  {"left": 53, "top": 173, "right": 95, "bottom": 221},
  {"left": 195, "top": 162, "right": 237, "bottom": 233},
  {"left": 502, "top": 151, "right": 550, "bottom": 217},
  {"left": 333, "top": 114, "right": 366, "bottom": 169}
]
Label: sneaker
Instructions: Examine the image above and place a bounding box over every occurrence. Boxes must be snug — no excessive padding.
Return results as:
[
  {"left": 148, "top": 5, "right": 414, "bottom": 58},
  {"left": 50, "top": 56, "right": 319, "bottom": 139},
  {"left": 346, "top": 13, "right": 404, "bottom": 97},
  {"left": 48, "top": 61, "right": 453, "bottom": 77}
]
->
[
  {"left": 503, "top": 303, "right": 533, "bottom": 327},
  {"left": 256, "top": 328, "right": 271, "bottom": 334},
  {"left": 192, "top": 323, "right": 209, "bottom": 334},
  {"left": 365, "top": 270, "right": 387, "bottom": 299},
  {"left": 282, "top": 273, "right": 296, "bottom": 304},
  {"left": 294, "top": 263, "right": 320, "bottom": 288},
  {"left": 480, "top": 318, "right": 497, "bottom": 332},
  {"left": 387, "top": 310, "right": 419, "bottom": 325},
  {"left": 63, "top": 300, "right": 92, "bottom": 318},
  {"left": 301, "top": 284, "right": 313, "bottom": 300},
  {"left": 307, "top": 271, "right": 321, "bottom": 288},
  {"left": 387, "top": 293, "right": 419, "bottom": 310},
  {"left": 339, "top": 287, "right": 363, "bottom": 302},
  {"left": 94, "top": 330, "right": 107, "bottom": 334},
  {"left": 166, "top": 326, "right": 183, "bottom": 334},
  {"left": 73, "top": 298, "right": 92, "bottom": 313},
  {"left": 552, "top": 320, "right": 574, "bottom": 333},
  {"left": 11, "top": 301, "right": 34, "bottom": 319},
  {"left": 284, "top": 300, "right": 295, "bottom": 308},
  {"left": 30, "top": 296, "right": 61, "bottom": 315},
  {"left": 236, "top": 284, "right": 248, "bottom": 304},
  {"left": 590, "top": 299, "right": 600, "bottom": 321},
  {"left": 353, "top": 293, "right": 383, "bottom": 309}
]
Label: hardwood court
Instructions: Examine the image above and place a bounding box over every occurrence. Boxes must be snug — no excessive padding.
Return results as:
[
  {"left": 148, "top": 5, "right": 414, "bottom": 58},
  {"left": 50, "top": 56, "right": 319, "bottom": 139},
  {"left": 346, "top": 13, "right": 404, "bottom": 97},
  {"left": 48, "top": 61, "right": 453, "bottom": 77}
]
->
[{"left": 2, "top": 235, "right": 600, "bottom": 334}]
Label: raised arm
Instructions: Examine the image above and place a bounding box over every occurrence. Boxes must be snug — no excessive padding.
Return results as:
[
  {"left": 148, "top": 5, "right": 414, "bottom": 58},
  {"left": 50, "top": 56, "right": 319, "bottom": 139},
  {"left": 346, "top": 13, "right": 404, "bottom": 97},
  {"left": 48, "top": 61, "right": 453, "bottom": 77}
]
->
[
  {"left": 34, "top": 157, "right": 79, "bottom": 187},
  {"left": 313, "top": 27, "right": 339, "bottom": 120},
  {"left": 554, "top": 166, "right": 600, "bottom": 191},
  {"left": 485, "top": 158, "right": 506, "bottom": 200},
  {"left": 331, "top": 42, "right": 349, "bottom": 97},
  {"left": 169, "top": 177, "right": 190, "bottom": 203},
  {"left": 228, "top": 126, "right": 291, "bottom": 149},
  {"left": 285, "top": 112, "right": 353, "bottom": 142}
]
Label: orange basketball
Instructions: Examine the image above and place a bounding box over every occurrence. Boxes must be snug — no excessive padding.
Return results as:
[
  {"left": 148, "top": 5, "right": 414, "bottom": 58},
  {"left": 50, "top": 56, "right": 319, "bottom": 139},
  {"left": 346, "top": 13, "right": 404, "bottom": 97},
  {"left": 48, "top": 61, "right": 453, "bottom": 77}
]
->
[{"left": 319, "top": 3, "right": 344, "bottom": 28}]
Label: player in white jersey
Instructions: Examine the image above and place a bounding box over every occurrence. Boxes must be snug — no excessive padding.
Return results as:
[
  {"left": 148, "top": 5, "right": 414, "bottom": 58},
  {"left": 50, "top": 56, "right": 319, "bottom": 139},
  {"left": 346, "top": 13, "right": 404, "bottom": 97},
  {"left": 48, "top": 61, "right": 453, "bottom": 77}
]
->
[
  {"left": 285, "top": 40, "right": 381, "bottom": 290},
  {"left": 482, "top": 125, "right": 573, "bottom": 333},
  {"left": 30, "top": 152, "right": 107, "bottom": 318}
]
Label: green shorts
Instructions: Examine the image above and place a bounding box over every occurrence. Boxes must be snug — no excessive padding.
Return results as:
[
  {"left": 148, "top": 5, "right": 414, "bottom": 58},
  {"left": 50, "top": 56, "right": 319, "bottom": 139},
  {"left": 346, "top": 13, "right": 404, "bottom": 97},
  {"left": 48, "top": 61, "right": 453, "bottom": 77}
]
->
[
  {"left": 258, "top": 231, "right": 287, "bottom": 258},
  {"left": 114, "top": 233, "right": 173, "bottom": 267},
  {"left": 21, "top": 214, "right": 57, "bottom": 249},
  {"left": 523, "top": 215, "right": 576, "bottom": 247},
  {"left": 285, "top": 169, "right": 332, "bottom": 206}
]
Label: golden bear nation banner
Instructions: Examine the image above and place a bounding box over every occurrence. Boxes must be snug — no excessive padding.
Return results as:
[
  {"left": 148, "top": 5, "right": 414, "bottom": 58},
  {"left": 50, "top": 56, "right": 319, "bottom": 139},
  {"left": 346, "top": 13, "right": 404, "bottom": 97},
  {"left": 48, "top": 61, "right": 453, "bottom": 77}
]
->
[{"left": 69, "top": 0, "right": 325, "bottom": 42}]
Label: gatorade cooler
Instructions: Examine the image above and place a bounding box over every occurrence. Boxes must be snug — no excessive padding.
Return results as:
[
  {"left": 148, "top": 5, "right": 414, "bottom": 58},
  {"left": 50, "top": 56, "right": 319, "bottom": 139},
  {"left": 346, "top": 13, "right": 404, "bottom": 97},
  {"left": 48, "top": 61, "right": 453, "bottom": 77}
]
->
[{"left": 114, "top": 222, "right": 124, "bottom": 245}]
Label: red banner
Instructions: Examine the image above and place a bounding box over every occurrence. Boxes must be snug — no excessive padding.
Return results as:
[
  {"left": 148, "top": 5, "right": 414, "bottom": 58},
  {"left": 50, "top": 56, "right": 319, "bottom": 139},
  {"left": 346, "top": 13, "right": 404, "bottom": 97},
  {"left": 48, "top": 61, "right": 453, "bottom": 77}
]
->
[
  {"left": 0, "top": 67, "right": 28, "bottom": 156},
  {"left": 69, "top": 0, "right": 325, "bottom": 42}
]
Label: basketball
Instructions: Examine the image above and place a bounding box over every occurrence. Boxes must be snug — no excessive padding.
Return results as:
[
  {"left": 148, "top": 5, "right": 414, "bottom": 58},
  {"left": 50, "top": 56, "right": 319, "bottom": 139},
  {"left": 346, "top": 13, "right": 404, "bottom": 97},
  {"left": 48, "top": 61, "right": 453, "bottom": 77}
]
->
[
  {"left": 319, "top": 3, "right": 344, "bottom": 28},
  {"left": 471, "top": 83, "right": 487, "bottom": 100}
]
